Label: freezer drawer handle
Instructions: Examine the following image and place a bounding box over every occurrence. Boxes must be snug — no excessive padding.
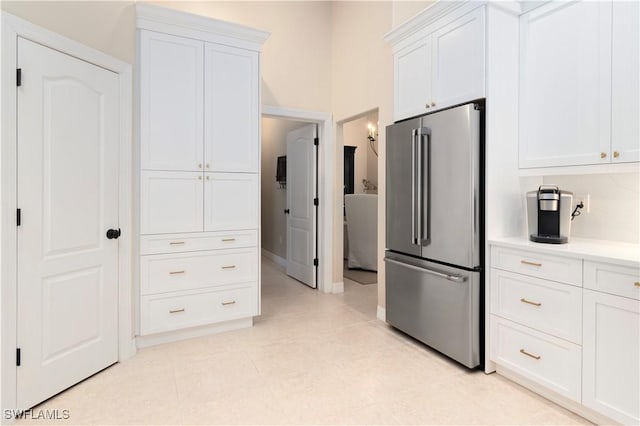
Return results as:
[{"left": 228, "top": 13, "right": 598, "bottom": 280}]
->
[
  {"left": 519, "top": 348, "right": 541, "bottom": 360},
  {"left": 384, "top": 258, "right": 466, "bottom": 282}
]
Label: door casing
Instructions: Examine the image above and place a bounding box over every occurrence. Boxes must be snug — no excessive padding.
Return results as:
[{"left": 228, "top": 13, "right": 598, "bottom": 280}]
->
[{"left": 1, "top": 12, "right": 134, "bottom": 412}]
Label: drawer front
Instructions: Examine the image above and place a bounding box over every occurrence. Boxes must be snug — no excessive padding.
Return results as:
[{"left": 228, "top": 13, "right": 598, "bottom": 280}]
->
[
  {"left": 140, "top": 231, "right": 257, "bottom": 255},
  {"left": 141, "top": 248, "right": 258, "bottom": 295},
  {"left": 491, "top": 316, "right": 581, "bottom": 402},
  {"left": 491, "top": 269, "right": 582, "bottom": 344},
  {"left": 491, "top": 246, "right": 582, "bottom": 286},
  {"left": 584, "top": 261, "right": 640, "bottom": 300},
  {"left": 140, "top": 284, "right": 257, "bottom": 335}
]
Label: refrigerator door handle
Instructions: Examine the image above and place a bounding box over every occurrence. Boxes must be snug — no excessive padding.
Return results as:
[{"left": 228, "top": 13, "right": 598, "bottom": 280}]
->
[
  {"left": 417, "top": 127, "right": 431, "bottom": 246},
  {"left": 384, "top": 258, "right": 467, "bottom": 282},
  {"left": 411, "top": 129, "right": 418, "bottom": 245}
]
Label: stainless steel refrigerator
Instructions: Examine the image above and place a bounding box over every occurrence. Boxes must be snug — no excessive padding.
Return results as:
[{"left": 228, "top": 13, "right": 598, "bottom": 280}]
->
[{"left": 385, "top": 101, "right": 484, "bottom": 369}]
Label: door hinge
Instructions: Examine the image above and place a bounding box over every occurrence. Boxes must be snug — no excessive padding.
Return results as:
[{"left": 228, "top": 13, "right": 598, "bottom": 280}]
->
[
  {"left": 313, "top": 258, "right": 319, "bottom": 267},
  {"left": 314, "top": 137, "right": 319, "bottom": 146},
  {"left": 16, "top": 348, "right": 21, "bottom": 366},
  {"left": 16, "top": 208, "right": 21, "bottom": 226},
  {"left": 313, "top": 198, "right": 319, "bottom": 207},
  {"left": 16, "top": 69, "right": 22, "bottom": 87}
]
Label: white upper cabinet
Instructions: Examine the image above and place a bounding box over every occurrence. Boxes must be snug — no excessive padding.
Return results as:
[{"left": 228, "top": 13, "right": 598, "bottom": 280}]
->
[
  {"left": 520, "top": 1, "right": 612, "bottom": 168},
  {"left": 611, "top": 1, "right": 640, "bottom": 163},
  {"left": 394, "top": 36, "right": 432, "bottom": 122},
  {"left": 140, "top": 31, "right": 204, "bottom": 172},
  {"left": 205, "top": 44, "right": 259, "bottom": 173},
  {"left": 391, "top": 6, "right": 485, "bottom": 122},
  {"left": 431, "top": 6, "right": 485, "bottom": 110}
]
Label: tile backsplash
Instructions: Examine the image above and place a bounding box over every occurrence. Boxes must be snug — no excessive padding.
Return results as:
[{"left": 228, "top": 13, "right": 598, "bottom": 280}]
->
[{"left": 540, "top": 172, "right": 640, "bottom": 244}]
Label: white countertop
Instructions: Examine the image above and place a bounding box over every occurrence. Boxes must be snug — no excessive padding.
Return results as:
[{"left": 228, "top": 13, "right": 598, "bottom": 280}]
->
[{"left": 489, "top": 236, "right": 640, "bottom": 268}]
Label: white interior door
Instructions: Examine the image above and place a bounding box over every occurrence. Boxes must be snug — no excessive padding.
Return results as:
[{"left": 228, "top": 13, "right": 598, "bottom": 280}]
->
[
  {"left": 16, "top": 37, "right": 120, "bottom": 410},
  {"left": 286, "top": 125, "right": 317, "bottom": 288}
]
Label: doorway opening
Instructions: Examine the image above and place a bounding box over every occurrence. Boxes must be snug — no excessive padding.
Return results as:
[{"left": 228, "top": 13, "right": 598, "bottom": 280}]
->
[
  {"left": 338, "top": 109, "right": 379, "bottom": 315},
  {"left": 260, "top": 106, "right": 334, "bottom": 298}
]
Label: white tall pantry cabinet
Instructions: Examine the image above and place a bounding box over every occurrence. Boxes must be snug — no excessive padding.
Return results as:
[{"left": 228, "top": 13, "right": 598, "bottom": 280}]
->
[{"left": 135, "top": 4, "right": 269, "bottom": 344}]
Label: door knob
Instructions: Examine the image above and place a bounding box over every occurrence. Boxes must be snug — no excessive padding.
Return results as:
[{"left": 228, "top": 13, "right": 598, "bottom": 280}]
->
[
  {"left": 284, "top": 209, "right": 290, "bottom": 214},
  {"left": 106, "top": 228, "right": 121, "bottom": 239}
]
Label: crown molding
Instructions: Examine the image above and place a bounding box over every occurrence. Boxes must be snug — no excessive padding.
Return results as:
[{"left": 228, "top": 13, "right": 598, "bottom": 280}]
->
[{"left": 136, "top": 3, "right": 270, "bottom": 51}]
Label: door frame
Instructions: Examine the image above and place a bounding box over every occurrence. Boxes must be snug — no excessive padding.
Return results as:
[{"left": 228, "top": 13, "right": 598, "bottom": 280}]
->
[
  {"left": 1, "top": 13, "right": 134, "bottom": 412},
  {"left": 262, "top": 105, "right": 334, "bottom": 294}
]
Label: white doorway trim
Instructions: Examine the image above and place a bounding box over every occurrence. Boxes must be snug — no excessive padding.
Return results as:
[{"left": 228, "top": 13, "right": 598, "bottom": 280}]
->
[
  {"left": 1, "top": 12, "right": 134, "bottom": 411},
  {"left": 262, "top": 105, "right": 335, "bottom": 294}
]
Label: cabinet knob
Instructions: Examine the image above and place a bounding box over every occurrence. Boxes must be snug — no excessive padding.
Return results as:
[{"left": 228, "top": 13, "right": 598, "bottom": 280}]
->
[
  {"left": 425, "top": 103, "right": 430, "bottom": 109},
  {"left": 431, "top": 102, "right": 436, "bottom": 107},
  {"left": 600, "top": 152, "right": 607, "bottom": 159},
  {"left": 198, "top": 163, "right": 203, "bottom": 169},
  {"left": 198, "top": 175, "right": 202, "bottom": 180},
  {"left": 206, "top": 163, "right": 210, "bottom": 168},
  {"left": 613, "top": 151, "right": 620, "bottom": 159}
]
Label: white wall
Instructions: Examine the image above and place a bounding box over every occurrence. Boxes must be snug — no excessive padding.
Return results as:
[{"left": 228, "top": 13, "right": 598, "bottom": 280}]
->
[
  {"left": 538, "top": 173, "right": 640, "bottom": 244},
  {"left": 261, "top": 117, "right": 308, "bottom": 259},
  {"left": 392, "top": 1, "right": 434, "bottom": 27}
]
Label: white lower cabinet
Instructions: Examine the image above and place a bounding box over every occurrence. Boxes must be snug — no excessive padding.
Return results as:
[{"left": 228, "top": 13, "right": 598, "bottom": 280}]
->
[
  {"left": 204, "top": 173, "right": 258, "bottom": 232},
  {"left": 490, "top": 243, "right": 640, "bottom": 425},
  {"left": 583, "top": 289, "right": 640, "bottom": 425}
]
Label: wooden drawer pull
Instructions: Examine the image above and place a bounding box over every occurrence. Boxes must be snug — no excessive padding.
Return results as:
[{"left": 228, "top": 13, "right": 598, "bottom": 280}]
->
[
  {"left": 520, "top": 260, "right": 542, "bottom": 267},
  {"left": 520, "top": 298, "right": 542, "bottom": 307},
  {"left": 519, "top": 348, "right": 541, "bottom": 360},
  {"left": 222, "top": 265, "right": 236, "bottom": 270},
  {"left": 169, "top": 270, "right": 185, "bottom": 275},
  {"left": 221, "top": 301, "right": 236, "bottom": 306},
  {"left": 221, "top": 238, "right": 236, "bottom": 242},
  {"left": 169, "top": 241, "right": 185, "bottom": 245},
  {"left": 169, "top": 308, "right": 185, "bottom": 314},
  {"left": 635, "top": 281, "right": 640, "bottom": 288}
]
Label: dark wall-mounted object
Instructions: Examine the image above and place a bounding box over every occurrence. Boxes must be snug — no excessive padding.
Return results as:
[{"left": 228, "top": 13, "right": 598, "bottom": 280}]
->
[{"left": 276, "top": 155, "right": 286, "bottom": 188}]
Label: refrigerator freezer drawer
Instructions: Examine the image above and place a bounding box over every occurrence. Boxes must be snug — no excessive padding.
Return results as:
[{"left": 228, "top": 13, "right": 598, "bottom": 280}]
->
[{"left": 385, "top": 255, "right": 480, "bottom": 368}]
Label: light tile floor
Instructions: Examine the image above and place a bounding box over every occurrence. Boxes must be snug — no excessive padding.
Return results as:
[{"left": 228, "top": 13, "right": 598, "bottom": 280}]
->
[{"left": 21, "top": 258, "right": 591, "bottom": 425}]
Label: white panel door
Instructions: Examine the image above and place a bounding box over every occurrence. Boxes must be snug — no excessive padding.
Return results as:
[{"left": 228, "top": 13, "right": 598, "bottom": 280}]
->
[
  {"left": 204, "top": 173, "right": 258, "bottom": 231},
  {"left": 611, "top": 1, "right": 640, "bottom": 163},
  {"left": 431, "top": 6, "right": 485, "bottom": 111},
  {"left": 16, "top": 38, "right": 119, "bottom": 410},
  {"left": 394, "top": 36, "right": 432, "bottom": 121},
  {"left": 520, "top": 1, "right": 612, "bottom": 168},
  {"left": 285, "top": 125, "right": 317, "bottom": 288},
  {"left": 583, "top": 289, "right": 640, "bottom": 425},
  {"left": 140, "top": 171, "right": 204, "bottom": 234},
  {"left": 140, "top": 30, "right": 204, "bottom": 171},
  {"left": 204, "top": 43, "right": 259, "bottom": 172}
]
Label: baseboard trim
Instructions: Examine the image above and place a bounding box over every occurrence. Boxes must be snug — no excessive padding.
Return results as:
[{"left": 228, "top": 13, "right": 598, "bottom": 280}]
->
[
  {"left": 332, "top": 281, "right": 344, "bottom": 294},
  {"left": 376, "top": 306, "right": 386, "bottom": 322},
  {"left": 135, "top": 317, "right": 253, "bottom": 348},
  {"left": 261, "top": 248, "right": 286, "bottom": 269}
]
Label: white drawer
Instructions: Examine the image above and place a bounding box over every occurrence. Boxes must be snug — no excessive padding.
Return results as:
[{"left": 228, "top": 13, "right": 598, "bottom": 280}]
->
[
  {"left": 584, "top": 261, "right": 640, "bottom": 300},
  {"left": 491, "top": 269, "right": 582, "bottom": 344},
  {"left": 140, "top": 230, "right": 257, "bottom": 255},
  {"left": 491, "top": 316, "right": 581, "bottom": 402},
  {"left": 491, "top": 246, "right": 582, "bottom": 286},
  {"left": 140, "top": 284, "right": 257, "bottom": 335},
  {"left": 141, "top": 248, "right": 258, "bottom": 295}
]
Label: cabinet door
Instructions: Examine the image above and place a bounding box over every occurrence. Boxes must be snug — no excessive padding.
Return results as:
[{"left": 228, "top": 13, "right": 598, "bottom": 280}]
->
[
  {"left": 204, "top": 173, "right": 258, "bottom": 232},
  {"left": 520, "top": 1, "right": 612, "bottom": 168},
  {"left": 141, "top": 171, "right": 204, "bottom": 235},
  {"left": 139, "top": 31, "right": 204, "bottom": 171},
  {"left": 583, "top": 289, "right": 640, "bottom": 425},
  {"left": 204, "top": 44, "right": 259, "bottom": 173},
  {"left": 611, "top": 1, "right": 640, "bottom": 163},
  {"left": 431, "top": 6, "right": 485, "bottom": 111},
  {"left": 394, "top": 35, "right": 432, "bottom": 121}
]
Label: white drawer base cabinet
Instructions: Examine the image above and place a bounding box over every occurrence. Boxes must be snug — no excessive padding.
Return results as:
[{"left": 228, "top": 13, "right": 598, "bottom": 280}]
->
[
  {"left": 136, "top": 4, "right": 268, "bottom": 346},
  {"left": 490, "top": 240, "right": 640, "bottom": 425}
]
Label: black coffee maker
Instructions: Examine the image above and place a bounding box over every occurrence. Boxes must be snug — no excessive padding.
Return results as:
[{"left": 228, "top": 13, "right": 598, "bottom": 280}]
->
[{"left": 526, "top": 185, "right": 573, "bottom": 244}]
